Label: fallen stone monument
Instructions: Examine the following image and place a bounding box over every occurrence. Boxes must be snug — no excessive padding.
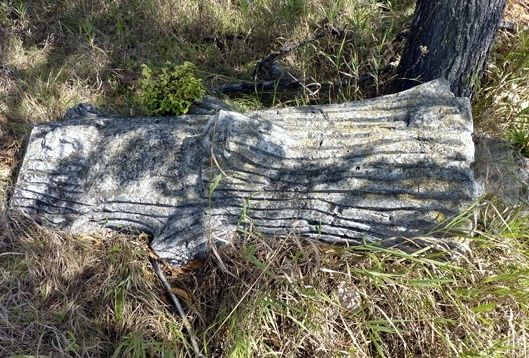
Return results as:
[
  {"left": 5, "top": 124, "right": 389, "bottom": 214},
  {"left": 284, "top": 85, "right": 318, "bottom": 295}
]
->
[{"left": 9, "top": 79, "right": 478, "bottom": 265}]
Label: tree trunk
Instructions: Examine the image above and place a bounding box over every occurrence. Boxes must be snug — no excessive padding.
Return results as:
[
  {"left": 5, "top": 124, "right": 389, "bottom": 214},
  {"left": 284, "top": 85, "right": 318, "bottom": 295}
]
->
[
  {"left": 396, "top": 0, "right": 507, "bottom": 97},
  {"left": 10, "top": 80, "right": 477, "bottom": 265}
]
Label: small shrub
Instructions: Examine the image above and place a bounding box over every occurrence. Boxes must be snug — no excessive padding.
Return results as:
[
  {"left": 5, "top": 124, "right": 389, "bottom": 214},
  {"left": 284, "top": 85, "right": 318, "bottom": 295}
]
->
[{"left": 138, "top": 62, "right": 205, "bottom": 116}]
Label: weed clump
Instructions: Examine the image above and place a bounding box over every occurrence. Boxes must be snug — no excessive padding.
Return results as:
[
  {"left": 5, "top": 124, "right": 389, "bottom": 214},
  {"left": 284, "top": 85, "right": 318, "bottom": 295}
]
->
[
  {"left": 138, "top": 62, "right": 205, "bottom": 116},
  {"left": 508, "top": 126, "right": 529, "bottom": 157},
  {"left": 507, "top": 108, "right": 529, "bottom": 157}
]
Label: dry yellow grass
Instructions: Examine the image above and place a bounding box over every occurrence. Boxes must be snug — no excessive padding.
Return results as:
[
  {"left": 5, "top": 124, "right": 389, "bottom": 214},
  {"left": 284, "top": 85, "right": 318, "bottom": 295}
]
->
[
  {"left": 1, "top": 200, "right": 529, "bottom": 357},
  {"left": 1, "top": 1, "right": 529, "bottom": 357},
  {"left": 0, "top": 215, "right": 188, "bottom": 356},
  {"left": 474, "top": 0, "right": 529, "bottom": 139}
]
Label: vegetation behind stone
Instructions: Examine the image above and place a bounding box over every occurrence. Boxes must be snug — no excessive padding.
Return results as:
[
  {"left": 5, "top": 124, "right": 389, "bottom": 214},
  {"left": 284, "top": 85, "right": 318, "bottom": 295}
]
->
[{"left": 1, "top": 0, "right": 529, "bottom": 357}]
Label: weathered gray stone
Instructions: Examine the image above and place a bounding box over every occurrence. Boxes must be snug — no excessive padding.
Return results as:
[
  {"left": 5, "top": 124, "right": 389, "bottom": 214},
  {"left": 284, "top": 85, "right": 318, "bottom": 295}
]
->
[
  {"left": 473, "top": 136, "right": 529, "bottom": 204},
  {"left": 9, "top": 79, "right": 478, "bottom": 265}
]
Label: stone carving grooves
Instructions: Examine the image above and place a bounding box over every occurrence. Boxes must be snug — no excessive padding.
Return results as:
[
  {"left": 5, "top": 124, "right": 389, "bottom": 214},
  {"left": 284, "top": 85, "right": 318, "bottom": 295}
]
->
[{"left": 10, "top": 79, "right": 478, "bottom": 265}]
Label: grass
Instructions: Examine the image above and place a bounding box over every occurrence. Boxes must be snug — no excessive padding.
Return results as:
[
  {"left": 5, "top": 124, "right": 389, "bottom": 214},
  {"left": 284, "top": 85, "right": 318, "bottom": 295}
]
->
[
  {"left": 0, "top": 0, "right": 415, "bottom": 123},
  {"left": 1, "top": 200, "right": 529, "bottom": 357},
  {"left": 474, "top": 21, "right": 529, "bottom": 140},
  {"left": 0, "top": 216, "right": 187, "bottom": 357},
  {"left": 1, "top": 0, "right": 529, "bottom": 357}
]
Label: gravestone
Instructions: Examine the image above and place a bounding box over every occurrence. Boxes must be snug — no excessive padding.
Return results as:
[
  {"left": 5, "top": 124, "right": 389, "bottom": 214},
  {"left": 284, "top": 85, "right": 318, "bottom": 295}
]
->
[{"left": 10, "top": 79, "right": 478, "bottom": 265}]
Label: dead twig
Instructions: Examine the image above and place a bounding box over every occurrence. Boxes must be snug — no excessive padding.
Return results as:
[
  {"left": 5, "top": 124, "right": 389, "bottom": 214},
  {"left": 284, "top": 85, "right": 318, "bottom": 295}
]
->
[
  {"left": 150, "top": 258, "right": 206, "bottom": 358},
  {"left": 214, "top": 67, "right": 393, "bottom": 96},
  {"left": 252, "top": 17, "right": 333, "bottom": 81}
]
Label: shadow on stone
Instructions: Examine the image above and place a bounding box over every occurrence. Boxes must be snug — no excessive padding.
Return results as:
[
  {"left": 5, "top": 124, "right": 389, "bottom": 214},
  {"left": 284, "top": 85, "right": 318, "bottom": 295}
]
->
[{"left": 9, "top": 79, "right": 479, "bottom": 265}]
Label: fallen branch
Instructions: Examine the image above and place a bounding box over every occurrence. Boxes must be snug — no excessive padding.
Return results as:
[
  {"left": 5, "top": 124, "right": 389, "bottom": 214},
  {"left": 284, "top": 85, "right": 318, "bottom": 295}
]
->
[
  {"left": 252, "top": 17, "right": 335, "bottom": 81},
  {"left": 150, "top": 258, "right": 205, "bottom": 358},
  {"left": 215, "top": 16, "right": 397, "bottom": 96},
  {"left": 214, "top": 65, "right": 394, "bottom": 95},
  {"left": 215, "top": 77, "right": 299, "bottom": 94}
]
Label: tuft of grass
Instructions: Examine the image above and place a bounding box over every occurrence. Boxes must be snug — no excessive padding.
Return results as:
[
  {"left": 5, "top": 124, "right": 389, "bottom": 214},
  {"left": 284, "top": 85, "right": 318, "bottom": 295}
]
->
[
  {"left": 474, "top": 27, "right": 529, "bottom": 148},
  {"left": 506, "top": 107, "right": 529, "bottom": 157},
  {"left": 0, "top": 216, "right": 189, "bottom": 357},
  {"left": 180, "top": 199, "right": 529, "bottom": 357},
  {"left": 2, "top": 198, "right": 528, "bottom": 357},
  {"left": 137, "top": 61, "right": 205, "bottom": 116}
]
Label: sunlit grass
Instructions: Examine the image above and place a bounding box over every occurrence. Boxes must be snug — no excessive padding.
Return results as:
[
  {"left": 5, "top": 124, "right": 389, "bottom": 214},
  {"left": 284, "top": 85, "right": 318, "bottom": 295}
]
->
[
  {"left": 0, "top": 0, "right": 416, "bottom": 123},
  {"left": 1, "top": 0, "right": 529, "bottom": 357},
  {"left": 2, "top": 198, "right": 528, "bottom": 356},
  {"left": 474, "top": 29, "right": 529, "bottom": 145}
]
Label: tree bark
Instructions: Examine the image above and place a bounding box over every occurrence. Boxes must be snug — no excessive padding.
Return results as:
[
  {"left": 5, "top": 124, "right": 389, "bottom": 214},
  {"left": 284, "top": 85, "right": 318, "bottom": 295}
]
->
[
  {"left": 396, "top": 0, "right": 507, "bottom": 98},
  {"left": 9, "top": 80, "right": 477, "bottom": 265}
]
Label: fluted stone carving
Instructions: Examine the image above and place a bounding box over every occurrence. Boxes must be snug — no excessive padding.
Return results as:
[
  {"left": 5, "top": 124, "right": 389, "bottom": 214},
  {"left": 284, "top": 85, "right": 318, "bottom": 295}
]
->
[{"left": 10, "top": 79, "right": 478, "bottom": 265}]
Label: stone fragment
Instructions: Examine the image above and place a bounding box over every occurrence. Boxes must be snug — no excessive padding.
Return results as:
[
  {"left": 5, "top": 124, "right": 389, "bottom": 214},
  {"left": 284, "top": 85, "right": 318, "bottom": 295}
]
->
[{"left": 10, "top": 79, "right": 478, "bottom": 265}]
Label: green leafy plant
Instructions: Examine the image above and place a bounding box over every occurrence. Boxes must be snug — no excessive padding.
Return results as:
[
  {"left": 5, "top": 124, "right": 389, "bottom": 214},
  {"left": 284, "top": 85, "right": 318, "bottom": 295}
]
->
[{"left": 138, "top": 61, "right": 205, "bottom": 116}]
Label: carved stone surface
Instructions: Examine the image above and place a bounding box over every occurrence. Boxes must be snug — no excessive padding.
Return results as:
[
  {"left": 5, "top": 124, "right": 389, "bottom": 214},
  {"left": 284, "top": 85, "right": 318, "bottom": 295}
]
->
[{"left": 10, "top": 79, "right": 478, "bottom": 265}]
